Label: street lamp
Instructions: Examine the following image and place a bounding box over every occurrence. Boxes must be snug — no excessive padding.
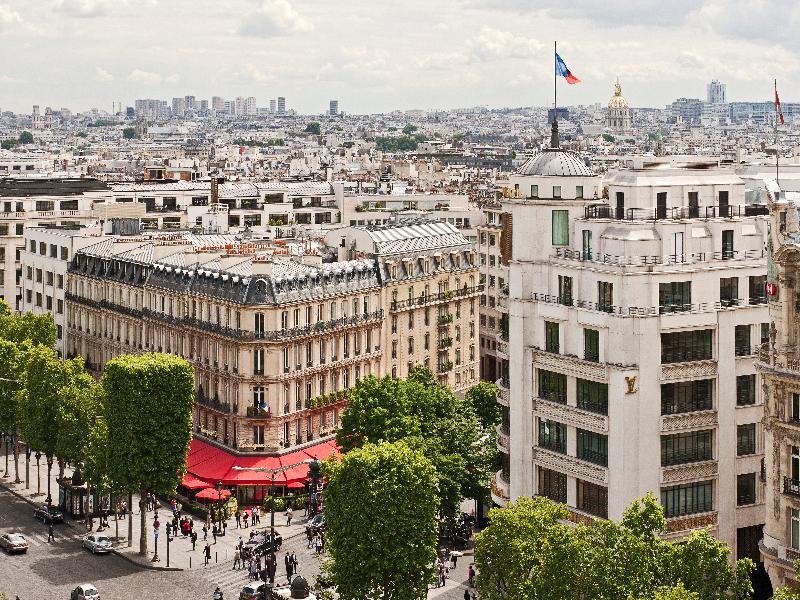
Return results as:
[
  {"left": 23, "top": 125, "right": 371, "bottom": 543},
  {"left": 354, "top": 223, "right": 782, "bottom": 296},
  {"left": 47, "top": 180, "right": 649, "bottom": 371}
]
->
[
  {"left": 45, "top": 454, "right": 54, "bottom": 507},
  {"left": 1, "top": 432, "right": 8, "bottom": 478},
  {"left": 307, "top": 457, "right": 322, "bottom": 516},
  {"left": 215, "top": 482, "right": 225, "bottom": 531},
  {"left": 34, "top": 451, "right": 42, "bottom": 497},
  {"left": 152, "top": 513, "right": 161, "bottom": 562},
  {"left": 25, "top": 445, "right": 31, "bottom": 489},
  {"left": 232, "top": 458, "right": 317, "bottom": 586}
]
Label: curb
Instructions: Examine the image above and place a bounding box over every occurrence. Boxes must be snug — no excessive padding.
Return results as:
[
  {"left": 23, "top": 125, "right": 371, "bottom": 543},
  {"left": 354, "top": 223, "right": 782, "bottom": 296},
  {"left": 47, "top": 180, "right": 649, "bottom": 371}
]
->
[{"left": 0, "top": 478, "right": 183, "bottom": 572}]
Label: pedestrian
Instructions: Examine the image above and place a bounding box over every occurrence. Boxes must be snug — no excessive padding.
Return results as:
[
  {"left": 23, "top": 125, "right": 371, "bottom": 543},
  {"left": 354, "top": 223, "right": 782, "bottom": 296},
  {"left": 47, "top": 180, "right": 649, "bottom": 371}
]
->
[
  {"left": 284, "top": 551, "right": 292, "bottom": 582},
  {"left": 249, "top": 559, "right": 258, "bottom": 581},
  {"left": 238, "top": 536, "right": 243, "bottom": 551},
  {"left": 204, "top": 542, "right": 211, "bottom": 566},
  {"left": 451, "top": 551, "right": 459, "bottom": 569},
  {"left": 242, "top": 510, "right": 249, "bottom": 528},
  {"left": 47, "top": 523, "right": 54, "bottom": 543},
  {"left": 253, "top": 506, "right": 259, "bottom": 525},
  {"left": 315, "top": 534, "right": 323, "bottom": 555},
  {"left": 235, "top": 510, "right": 241, "bottom": 528},
  {"left": 306, "top": 528, "right": 313, "bottom": 549},
  {"left": 464, "top": 590, "right": 471, "bottom": 600},
  {"left": 191, "top": 531, "right": 197, "bottom": 551},
  {"left": 468, "top": 564, "right": 475, "bottom": 587},
  {"left": 212, "top": 523, "right": 218, "bottom": 544},
  {"left": 233, "top": 547, "right": 241, "bottom": 570},
  {"left": 286, "top": 506, "right": 293, "bottom": 526},
  {"left": 202, "top": 524, "right": 208, "bottom": 541},
  {"left": 291, "top": 551, "right": 298, "bottom": 574},
  {"left": 121, "top": 499, "right": 127, "bottom": 519},
  {"left": 222, "top": 520, "right": 227, "bottom": 536}
]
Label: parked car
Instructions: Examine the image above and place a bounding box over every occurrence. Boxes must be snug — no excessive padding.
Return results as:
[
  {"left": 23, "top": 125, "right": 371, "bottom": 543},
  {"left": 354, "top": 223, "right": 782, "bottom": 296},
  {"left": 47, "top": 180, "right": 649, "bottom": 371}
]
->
[
  {"left": 239, "top": 581, "right": 266, "bottom": 600},
  {"left": 244, "top": 530, "right": 283, "bottom": 556},
  {"left": 305, "top": 513, "right": 324, "bottom": 536},
  {"left": 70, "top": 584, "right": 99, "bottom": 600},
  {"left": 33, "top": 504, "right": 63, "bottom": 524},
  {"left": 0, "top": 533, "right": 28, "bottom": 554},
  {"left": 82, "top": 533, "right": 113, "bottom": 554}
]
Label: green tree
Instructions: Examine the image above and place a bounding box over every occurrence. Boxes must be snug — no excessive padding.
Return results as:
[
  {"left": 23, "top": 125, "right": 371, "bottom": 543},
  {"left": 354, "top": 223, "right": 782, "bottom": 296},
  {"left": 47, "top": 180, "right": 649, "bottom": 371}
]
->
[
  {"left": 772, "top": 589, "right": 800, "bottom": 600},
  {"left": 323, "top": 440, "right": 439, "bottom": 600},
  {"left": 122, "top": 127, "right": 135, "bottom": 139},
  {"left": 466, "top": 380, "right": 500, "bottom": 428},
  {"left": 18, "top": 131, "right": 33, "bottom": 144},
  {"left": 0, "top": 300, "right": 56, "bottom": 347},
  {"left": 103, "top": 353, "right": 194, "bottom": 555},
  {"left": 402, "top": 124, "right": 417, "bottom": 135},
  {"left": 635, "top": 582, "right": 700, "bottom": 600},
  {"left": 0, "top": 339, "right": 26, "bottom": 482},
  {"left": 1, "top": 139, "right": 17, "bottom": 150},
  {"left": 54, "top": 379, "right": 103, "bottom": 469},
  {"left": 602, "top": 133, "right": 615, "bottom": 143},
  {"left": 305, "top": 121, "right": 321, "bottom": 135},
  {"left": 476, "top": 494, "right": 754, "bottom": 600}
]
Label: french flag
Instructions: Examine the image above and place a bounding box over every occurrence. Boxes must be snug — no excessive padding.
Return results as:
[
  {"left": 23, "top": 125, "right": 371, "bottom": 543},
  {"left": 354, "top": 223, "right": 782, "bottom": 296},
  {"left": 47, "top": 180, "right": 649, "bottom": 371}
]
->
[{"left": 555, "top": 53, "right": 581, "bottom": 84}]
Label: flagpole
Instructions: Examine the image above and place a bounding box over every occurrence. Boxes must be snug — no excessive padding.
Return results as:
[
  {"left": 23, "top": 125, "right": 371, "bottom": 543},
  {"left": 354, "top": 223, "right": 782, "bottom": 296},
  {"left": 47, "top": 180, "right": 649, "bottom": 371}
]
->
[
  {"left": 775, "top": 78, "right": 780, "bottom": 187},
  {"left": 554, "top": 40, "right": 557, "bottom": 112}
]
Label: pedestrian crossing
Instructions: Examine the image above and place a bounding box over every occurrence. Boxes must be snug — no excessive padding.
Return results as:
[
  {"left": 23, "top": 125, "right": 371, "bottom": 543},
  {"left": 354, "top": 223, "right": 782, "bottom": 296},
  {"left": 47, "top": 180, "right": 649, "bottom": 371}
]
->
[{"left": 198, "top": 561, "right": 293, "bottom": 597}]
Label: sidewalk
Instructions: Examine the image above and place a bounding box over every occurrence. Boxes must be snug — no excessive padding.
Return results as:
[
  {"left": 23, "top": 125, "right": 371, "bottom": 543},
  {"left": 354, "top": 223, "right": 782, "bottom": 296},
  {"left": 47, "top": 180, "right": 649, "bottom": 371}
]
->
[{"left": 0, "top": 453, "right": 312, "bottom": 572}]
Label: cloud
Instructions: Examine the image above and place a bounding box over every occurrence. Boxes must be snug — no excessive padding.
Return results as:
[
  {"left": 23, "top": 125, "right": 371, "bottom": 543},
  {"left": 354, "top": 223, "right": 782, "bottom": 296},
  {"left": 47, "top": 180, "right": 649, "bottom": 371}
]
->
[
  {"left": 94, "top": 67, "right": 113, "bottom": 82},
  {"left": 238, "top": 0, "right": 313, "bottom": 37},
  {"left": 0, "top": 4, "right": 21, "bottom": 30},
  {"left": 470, "top": 26, "right": 542, "bottom": 60},
  {"left": 126, "top": 69, "right": 178, "bottom": 85},
  {"left": 52, "top": 0, "right": 111, "bottom": 18}
]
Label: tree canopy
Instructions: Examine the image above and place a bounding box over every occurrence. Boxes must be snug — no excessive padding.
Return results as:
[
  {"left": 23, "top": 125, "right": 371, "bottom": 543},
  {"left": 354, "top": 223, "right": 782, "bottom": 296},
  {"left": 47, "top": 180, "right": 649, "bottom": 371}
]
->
[
  {"left": 336, "top": 367, "right": 495, "bottom": 522},
  {"left": 305, "top": 121, "right": 321, "bottom": 135},
  {"left": 103, "top": 353, "right": 194, "bottom": 554},
  {"left": 375, "top": 134, "right": 426, "bottom": 153},
  {"left": 122, "top": 127, "right": 135, "bottom": 139},
  {"left": 18, "top": 131, "right": 34, "bottom": 144},
  {"left": 466, "top": 380, "right": 500, "bottom": 429},
  {"left": 475, "top": 494, "right": 754, "bottom": 600},
  {"left": 322, "top": 440, "right": 439, "bottom": 600}
]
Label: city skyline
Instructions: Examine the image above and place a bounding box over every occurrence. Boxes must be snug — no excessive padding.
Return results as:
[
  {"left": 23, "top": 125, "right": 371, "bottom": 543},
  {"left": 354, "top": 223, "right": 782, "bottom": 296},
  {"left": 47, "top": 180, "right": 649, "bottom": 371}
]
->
[{"left": 0, "top": 0, "right": 798, "bottom": 114}]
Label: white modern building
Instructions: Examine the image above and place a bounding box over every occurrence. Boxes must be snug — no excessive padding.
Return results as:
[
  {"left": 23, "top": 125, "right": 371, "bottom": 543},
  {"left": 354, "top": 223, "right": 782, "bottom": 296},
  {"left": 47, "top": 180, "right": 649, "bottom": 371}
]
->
[{"left": 497, "top": 123, "right": 769, "bottom": 563}]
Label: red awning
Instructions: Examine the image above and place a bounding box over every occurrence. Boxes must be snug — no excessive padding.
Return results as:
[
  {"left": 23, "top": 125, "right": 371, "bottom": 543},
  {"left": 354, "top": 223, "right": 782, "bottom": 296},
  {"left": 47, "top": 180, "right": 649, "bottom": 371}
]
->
[
  {"left": 181, "top": 473, "right": 212, "bottom": 490},
  {"left": 185, "top": 437, "right": 339, "bottom": 486},
  {"left": 195, "top": 487, "right": 231, "bottom": 501}
]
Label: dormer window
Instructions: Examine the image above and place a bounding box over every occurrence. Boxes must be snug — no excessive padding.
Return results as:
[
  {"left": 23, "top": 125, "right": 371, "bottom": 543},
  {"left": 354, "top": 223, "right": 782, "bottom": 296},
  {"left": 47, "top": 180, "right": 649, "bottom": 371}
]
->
[
  {"left": 553, "top": 185, "right": 562, "bottom": 199},
  {"left": 531, "top": 185, "right": 539, "bottom": 198},
  {"left": 576, "top": 186, "right": 583, "bottom": 199}
]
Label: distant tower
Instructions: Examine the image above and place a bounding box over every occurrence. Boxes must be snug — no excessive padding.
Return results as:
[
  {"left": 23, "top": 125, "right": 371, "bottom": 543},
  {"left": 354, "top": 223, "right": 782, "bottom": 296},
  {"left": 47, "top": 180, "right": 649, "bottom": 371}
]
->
[
  {"left": 606, "top": 78, "right": 631, "bottom": 133},
  {"left": 329, "top": 99, "right": 339, "bottom": 116},
  {"left": 277, "top": 97, "right": 286, "bottom": 114},
  {"left": 707, "top": 79, "right": 727, "bottom": 104},
  {"left": 269, "top": 99, "right": 276, "bottom": 114}
]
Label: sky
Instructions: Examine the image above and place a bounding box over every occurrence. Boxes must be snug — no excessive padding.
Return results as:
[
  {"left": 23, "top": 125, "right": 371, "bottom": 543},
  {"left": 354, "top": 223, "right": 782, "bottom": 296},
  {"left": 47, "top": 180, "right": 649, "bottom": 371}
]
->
[{"left": 0, "top": 0, "right": 798, "bottom": 115}]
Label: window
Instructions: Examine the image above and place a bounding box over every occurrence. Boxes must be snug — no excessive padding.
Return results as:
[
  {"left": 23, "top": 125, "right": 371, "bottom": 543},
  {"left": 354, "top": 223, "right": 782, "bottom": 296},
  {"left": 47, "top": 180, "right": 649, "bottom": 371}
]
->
[
  {"left": 749, "top": 275, "right": 767, "bottom": 305},
  {"left": 661, "top": 430, "right": 713, "bottom": 466},
  {"left": 577, "top": 480, "right": 607, "bottom": 518},
  {"left": 576, "top": 185, "right": 584, "bottom": 199},
  {"left": 793, "top": 509, "right": 800, "bottom": 550},
  {"left": 553, "top": 185, "right": 562, "bottom": 199},
  {"left": 577, "top": 429, "right": 608, "bottom": 466},
  {"left": 253, "top": 386, "right": 265, "bottom": 409},
  {"left": 530, "top": 184, "right": 539, "bottom": 198},
  {"left": 737, "top": 424, "right": 756, "bottom": 456},
  {"left": 659, "top": 281, "right": 692, "bottom": 313},
  {"left": 661, "top": 379, "right": 713, "bottom": 415},
  {"left": 722, "top": 229, "right": 734, "bottom": 259},
  {"left": 545, "top": 321, "right": 559, "bottom": 353},
  {"left": 661, "top": 480, "right": 713, "bottom": 518},
  {"left": 253, "top": 426, "right": 265, "bottom": 445},
  {"left": 737, "top": 473, "right": 756, "bottom": 506},
  {"left": 558, "top": 275, "right": 573, "bottom": 306},
  {"left": 538, "top": 370, "right": 566, "bottom": 404},
  {"left": 736, "top": 375, "right": 756, "bottom": 406},
  {"left": 253, "top": 348, "right": 265, "bottom": 375},
  {"left": 660, "top": 329, "right": 712, "bottom": 364},
  {"left": 538, "top": 467, "right": 566, "bottom": 503},
  {"left": 254, "top": 313, "right": 265, "bottom": 338},
  {"left": 577, "top": 379, "right": 608, "bottom": 415},
  {"left": 720, "top": 277, "right": 739, "bottom": 307},
  {"left": 593, "top": 282, "right": 613, "bottom": 314},
  {"left": 735, "top": 325, "right": 751, "bottom": 356},
  {"left": 551, "top": 210, "right": 569, "bottom": 246},
  {"left": 538, "top": 419, "right": 567, "bottom": 453},
  {"left": 584, "top": 329, "right": 599, "bottom": 362}
]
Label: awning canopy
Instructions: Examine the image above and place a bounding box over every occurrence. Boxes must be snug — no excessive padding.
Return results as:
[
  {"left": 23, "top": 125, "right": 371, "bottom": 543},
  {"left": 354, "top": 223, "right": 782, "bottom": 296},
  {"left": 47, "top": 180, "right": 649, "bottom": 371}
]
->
[
  {"left": 181, "top": 473, "right": 213, "bottom": 490},
  {"left": 195, "top": 487, "right": 232, "bottom": 501},
  {"left": 185, "top": 437, "right": 339, "bottom": 486}
]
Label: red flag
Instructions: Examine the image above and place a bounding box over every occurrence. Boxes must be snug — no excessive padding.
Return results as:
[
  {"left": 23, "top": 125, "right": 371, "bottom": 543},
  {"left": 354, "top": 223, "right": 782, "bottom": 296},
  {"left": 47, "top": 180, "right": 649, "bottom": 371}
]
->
[{"left": 776, "top": 80, "right": 785, "bottom": 125}]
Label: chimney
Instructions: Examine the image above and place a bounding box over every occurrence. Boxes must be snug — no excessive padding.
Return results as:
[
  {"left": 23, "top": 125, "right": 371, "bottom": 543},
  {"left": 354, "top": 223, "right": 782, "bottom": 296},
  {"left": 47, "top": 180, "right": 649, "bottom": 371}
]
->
[{"left": 211, "top": 177, "right": 219, "bottom": 206}]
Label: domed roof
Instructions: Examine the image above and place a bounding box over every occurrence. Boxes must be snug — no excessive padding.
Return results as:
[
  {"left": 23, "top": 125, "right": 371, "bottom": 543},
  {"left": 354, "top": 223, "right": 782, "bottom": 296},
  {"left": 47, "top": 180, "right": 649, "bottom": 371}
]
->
[
  {"left": 608, "top": 79, "right": 629, "bottom": 109},
  {"left": 516, "top": 149, "right": 595, "bottom": 177}
]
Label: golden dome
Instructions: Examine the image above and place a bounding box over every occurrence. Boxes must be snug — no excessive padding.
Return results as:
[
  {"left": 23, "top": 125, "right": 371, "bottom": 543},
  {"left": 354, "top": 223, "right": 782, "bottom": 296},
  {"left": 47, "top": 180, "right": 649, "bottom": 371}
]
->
[{"left": 608, "top": 78, "right": 629, "bottom": 109}]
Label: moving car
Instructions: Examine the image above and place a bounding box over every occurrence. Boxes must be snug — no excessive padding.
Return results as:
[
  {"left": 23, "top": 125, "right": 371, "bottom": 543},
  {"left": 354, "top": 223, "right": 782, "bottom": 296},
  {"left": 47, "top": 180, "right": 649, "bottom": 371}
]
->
[
  {"left": 239, "top": 581, "right": 266, "bottom": 600},
  {"left": 34, "top": 504, "right": 64, "bottom": 523},
  {"left": 0, "top": 533, "right": 28, "bottom": 554},
  {"left": 82, "top": 533, "right": 113, "bottom": 554},
  {"left": 70, "top": 584, "right": 100, "bottom": 600},
  {"left": 244, "top": 530, "right": 283, "bottom": 556}
]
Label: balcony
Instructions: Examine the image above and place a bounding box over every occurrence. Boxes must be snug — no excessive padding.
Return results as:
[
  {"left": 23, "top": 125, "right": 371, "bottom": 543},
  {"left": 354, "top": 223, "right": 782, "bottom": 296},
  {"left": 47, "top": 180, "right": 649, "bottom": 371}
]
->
[
  {"left": 662, "top": 459, "right": 717, "bottom": 484},
  {"left": 665, "top": 511, "right": 717, "bottom": 535},
  {"left": 496, "top": 380, "right": 509, "bottom": 407},
  {"left": 491, "top": 470, "right": 510, "bottom": 506},
  {"left": 495, "top": 339, "right": 509, "bottom": 359},
  {"left": 534, "top": 396, "right": 608, "bottom": 434},
  {"left": 660, "top": 410, "right": 718, "bottom": 432},
  {"left": 757, "top": 343, "right": 800, "bottom": 379},
  {"left": 584, "top": 203, "right": 767, "bottom": 221},
  {"left": 533, "top": 446, "right": 608, "bottom": 485},
  {"left": 390, "top": 285, "right": 483, "bottom": 312},
  {"left": 438, "top": 313, "right": 454, "bottom": 326},
  {"left": 532, "top": 349, "right": 608, "bottom": 383},
  {"left": 660, "top": 360, "right": 717, "bottom": 381},
  {"left": 784, "top": 476, "right": 800, "bottom": 498},
  {"left": 437, "top": 360, "right": 453, "bottom": 374},
  {"left": 554, "top": 245, "right": 766, "bottom": 268},
  {"left": 496, "top": 423, "right": 509, "bottom": 451},
  {"left": 438, "top": 337, "right": 453, "bottom": 349},
  {"left": 246, "top": 406, "right": 270, "bottom": 418}
]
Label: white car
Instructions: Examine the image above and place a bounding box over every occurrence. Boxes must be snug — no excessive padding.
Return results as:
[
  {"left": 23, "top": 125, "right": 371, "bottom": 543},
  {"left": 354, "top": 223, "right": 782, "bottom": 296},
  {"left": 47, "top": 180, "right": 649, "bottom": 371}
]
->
[
  {"left": 82, "top": 533, "right": 113, "bottom": 554},
  {"left": 70, "top": 584, "right": 100, "bottom": 600}
]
